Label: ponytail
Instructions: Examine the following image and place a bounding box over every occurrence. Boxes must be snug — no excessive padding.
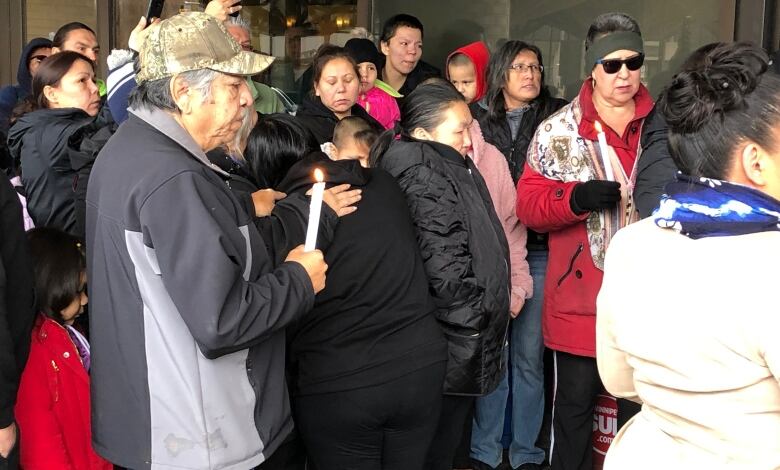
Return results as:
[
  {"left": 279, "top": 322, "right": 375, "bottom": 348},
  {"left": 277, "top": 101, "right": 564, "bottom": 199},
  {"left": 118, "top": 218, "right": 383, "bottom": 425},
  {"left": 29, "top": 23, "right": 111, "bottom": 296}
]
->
[{"left": 371, "top": 81, "right": 465, "bottom": 167}]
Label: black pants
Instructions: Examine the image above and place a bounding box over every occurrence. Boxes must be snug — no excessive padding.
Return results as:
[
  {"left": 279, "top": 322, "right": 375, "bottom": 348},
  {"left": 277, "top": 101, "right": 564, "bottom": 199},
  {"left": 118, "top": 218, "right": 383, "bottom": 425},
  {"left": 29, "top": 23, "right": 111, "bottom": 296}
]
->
[
  {"left": 255, "top": 434, "right": 306, "bottom": 470},
  {"left": 293, "top": 362, "right": 446, "bottom": 470},
  {"left": 425, "top": 395, "right": 476, "bottom": 470},
  {"left": 550, "top": 351, "right": 602, "bottom": 470}
]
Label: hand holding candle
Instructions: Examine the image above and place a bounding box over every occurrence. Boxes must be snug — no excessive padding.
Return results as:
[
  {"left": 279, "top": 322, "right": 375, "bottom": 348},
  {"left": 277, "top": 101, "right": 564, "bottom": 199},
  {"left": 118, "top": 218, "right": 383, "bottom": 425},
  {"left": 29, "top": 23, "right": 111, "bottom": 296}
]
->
[
  {"left": 594, "top": 121, "right": 615, "bottom": 181},
  {"left": 304, "top": 169, "right": 325, "bottom": 252}
]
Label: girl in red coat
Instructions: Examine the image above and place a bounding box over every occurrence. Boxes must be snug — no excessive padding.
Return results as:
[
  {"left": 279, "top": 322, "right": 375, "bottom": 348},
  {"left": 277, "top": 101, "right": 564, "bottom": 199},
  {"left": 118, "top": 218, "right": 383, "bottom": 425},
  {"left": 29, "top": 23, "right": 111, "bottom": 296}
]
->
[{"left": 14, "top": 227, "right": 111, "bottom": 469}]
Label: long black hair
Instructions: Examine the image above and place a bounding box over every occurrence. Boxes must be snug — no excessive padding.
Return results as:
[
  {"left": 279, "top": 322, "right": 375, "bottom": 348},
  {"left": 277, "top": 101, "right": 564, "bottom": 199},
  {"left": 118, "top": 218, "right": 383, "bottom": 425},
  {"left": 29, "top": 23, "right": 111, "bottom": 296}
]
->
[
  {"left": 369, "top": 80, "right": 465, "bottom": 166},
  {"left": 483, "top": 40, "right": 550, "bottom": 124},
  {"left": 27, "top": 227, "right": 86, "bottom": 324},
  {"left": 245, "top": 113, "right": 319, "bottom": 189},
  {"left": 659, "top": 42, "right": 775, "bottom": 179}
]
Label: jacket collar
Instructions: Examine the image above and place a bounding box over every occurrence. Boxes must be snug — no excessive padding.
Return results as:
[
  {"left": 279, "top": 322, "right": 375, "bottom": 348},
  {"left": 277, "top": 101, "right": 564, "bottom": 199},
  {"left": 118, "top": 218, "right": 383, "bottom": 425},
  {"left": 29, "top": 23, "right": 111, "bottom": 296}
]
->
[
  {"left": 36, "top": 316, "right": 89, "bottom": 384},
  {"left": 402, "top": 137, "right": 469, "bottom": 168},
  {"left": 576, "top": 77, "right": 653, "bottom": 144},
  {"left": 129, "top": 106, "right": 230, "bottom": 177}
]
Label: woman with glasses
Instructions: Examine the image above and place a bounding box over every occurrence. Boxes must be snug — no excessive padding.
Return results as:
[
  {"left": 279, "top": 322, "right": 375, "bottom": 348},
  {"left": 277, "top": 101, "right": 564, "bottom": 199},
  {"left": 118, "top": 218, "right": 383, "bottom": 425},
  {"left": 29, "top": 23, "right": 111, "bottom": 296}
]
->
[
  {"left": 468, "top": 40, "right": 566, "bottom": 470},
  {"left": 515, "top": 12, "right": 654, "bottom": 470}
]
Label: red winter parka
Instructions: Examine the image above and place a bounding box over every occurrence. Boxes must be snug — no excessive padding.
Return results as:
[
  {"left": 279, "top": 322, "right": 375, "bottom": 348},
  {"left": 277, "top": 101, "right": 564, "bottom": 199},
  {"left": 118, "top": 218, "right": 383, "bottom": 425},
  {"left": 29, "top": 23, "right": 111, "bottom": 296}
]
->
[
  {"left": 14, "top": 315, "right": 112, "bottom": 470},
  {"left": 516, "top": 79, "right": 653, "bottom": 357}
]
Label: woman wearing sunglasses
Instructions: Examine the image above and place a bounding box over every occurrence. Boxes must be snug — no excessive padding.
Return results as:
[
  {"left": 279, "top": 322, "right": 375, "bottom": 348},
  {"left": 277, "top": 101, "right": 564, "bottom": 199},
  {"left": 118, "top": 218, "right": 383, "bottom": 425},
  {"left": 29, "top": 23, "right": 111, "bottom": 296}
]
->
[{"left": 515, "top": 12, "right": 654, "bottom": 470}]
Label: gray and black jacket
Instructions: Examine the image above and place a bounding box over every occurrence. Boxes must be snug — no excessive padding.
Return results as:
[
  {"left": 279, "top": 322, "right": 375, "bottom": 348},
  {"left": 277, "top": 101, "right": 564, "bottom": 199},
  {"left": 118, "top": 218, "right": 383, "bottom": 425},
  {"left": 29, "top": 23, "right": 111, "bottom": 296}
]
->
[{"left": 85, "top": 106, "right": 314, "bottom": 470}]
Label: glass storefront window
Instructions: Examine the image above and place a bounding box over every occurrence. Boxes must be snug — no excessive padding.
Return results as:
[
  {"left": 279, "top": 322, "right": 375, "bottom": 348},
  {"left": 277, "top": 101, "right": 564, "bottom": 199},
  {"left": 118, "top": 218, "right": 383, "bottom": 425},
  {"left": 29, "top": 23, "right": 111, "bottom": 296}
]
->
[
  {"left": 26, "top": 0, "right": 97, "bottom": 42},
  {"left": 372, "top": 0, "right": 736, "bottom": 100},
  {"left": 241, "top": 0, "right": 360, "bottom": 103}
]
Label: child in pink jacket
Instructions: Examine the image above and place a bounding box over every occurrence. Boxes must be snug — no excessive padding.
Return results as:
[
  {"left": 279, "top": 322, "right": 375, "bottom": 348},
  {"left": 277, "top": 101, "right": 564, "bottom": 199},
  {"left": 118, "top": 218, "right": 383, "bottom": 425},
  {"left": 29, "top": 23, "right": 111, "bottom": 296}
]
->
[{"left": 344, "top": 38, "right": 401, "bottom": 130}]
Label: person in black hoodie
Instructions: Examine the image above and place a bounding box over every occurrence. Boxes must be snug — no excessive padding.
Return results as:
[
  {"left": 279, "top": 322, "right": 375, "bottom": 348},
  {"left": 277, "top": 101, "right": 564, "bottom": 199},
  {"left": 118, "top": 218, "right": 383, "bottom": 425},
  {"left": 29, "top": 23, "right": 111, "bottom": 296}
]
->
[
  {"left": 295, "top": 45, "right": 383, "bottom": 145},
  {"left": 378, "top": 14, "right": 441, "bottom": 100},
  {"left": 0, "top": 176, "right": 36, "bottom": 469},
  {"left": 468, "top": 40, "right": 567, "bottom": 470},
  {"left": 7, "top": 51, "right": 115, "bottom": 238},
  {"left": 371, "top": 80, "right": 510, "bottom": 470},
  {"left": 0, "top": 38, "right": 52, "bottom": 135}
]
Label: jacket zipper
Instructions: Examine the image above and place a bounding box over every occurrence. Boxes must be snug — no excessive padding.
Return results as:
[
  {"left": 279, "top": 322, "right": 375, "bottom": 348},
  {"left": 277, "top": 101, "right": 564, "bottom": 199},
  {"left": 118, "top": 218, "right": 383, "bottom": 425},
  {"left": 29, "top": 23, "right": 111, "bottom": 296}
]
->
[{"left": 557, "top": 243, "right": 584, "bottom": 286}]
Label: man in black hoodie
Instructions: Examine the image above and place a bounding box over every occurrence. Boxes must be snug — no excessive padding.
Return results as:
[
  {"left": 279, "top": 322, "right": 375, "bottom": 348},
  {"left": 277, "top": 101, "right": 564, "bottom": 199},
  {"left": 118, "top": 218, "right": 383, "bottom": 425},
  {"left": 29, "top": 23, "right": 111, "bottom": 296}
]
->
[
  {"left": 0, "top": 38, "right": 51, "bottom": 134},
  {"left": 0, "top": 177, "right": 36, "bottom": 469},
  {"left": 0, "top": 38, "right": 51, "bottom": 172}
]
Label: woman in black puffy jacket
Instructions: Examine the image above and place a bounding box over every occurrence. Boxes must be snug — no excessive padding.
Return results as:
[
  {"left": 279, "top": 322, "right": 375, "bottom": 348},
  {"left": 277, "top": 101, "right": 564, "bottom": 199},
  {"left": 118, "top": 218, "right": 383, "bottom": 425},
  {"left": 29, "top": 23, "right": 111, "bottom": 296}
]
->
[
  {"left": 7, "top": 51, "right": 115, "bottom": 238},
  {"left": 371, "top": 80, "right": 510, "bottom": 470}
]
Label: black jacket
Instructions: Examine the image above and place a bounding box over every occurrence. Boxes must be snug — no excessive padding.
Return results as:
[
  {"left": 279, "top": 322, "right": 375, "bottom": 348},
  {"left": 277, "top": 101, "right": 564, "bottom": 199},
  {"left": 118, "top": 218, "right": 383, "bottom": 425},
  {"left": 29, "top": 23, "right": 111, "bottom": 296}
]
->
[
  {"left": 8, "top": 107, "right": 115, "bottom": 238},
  {"left": 295, "top": 95, "right": 383, "bottom": 145},
  {"left": 280, "top": 153, "right": 446, "bottom": 396},
  {"left": 0, "top": 176, "right": 35, "bottom": 428},
  {"left": 633, "top": 105, "right": 678, "bottom": 219},
  {"left": 470, "top": 94, "right": 568, "bottom": 183},
  {"left": 378, "top": 139, "right": 510, "bottom": 396},
  {"left": 207, "top": 147, "right": 338, "bottom": 267}
]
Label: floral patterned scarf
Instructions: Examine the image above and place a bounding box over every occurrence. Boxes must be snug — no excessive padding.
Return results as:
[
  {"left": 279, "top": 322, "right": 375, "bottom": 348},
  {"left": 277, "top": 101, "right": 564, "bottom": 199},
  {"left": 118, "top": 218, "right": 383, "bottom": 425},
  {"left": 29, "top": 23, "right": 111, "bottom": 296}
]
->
[{"left": 654, "top": 174, "right": 780, "bottom": 239}]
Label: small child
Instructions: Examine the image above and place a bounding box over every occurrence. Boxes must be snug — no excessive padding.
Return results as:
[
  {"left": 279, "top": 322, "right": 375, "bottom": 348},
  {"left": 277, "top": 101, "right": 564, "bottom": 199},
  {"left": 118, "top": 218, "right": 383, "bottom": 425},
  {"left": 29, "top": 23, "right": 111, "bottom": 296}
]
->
[
  {"left": 344, "top": 38, "right": 401, "bottom": 130},
  {"left": 331, "top": 116, "right": 379, "bottom": 168},
  {"left": 14, "top": 228, "right": 112, "bottom": 469},
  {"left": 446, "top": 41, "right": 490, "bottom": 104}
]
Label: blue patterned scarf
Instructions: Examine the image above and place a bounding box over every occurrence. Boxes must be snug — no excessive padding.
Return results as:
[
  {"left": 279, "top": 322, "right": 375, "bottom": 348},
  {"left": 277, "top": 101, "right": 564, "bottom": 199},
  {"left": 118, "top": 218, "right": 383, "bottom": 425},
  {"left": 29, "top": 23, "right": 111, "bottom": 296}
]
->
[{"left": 654, "top": 174, "right": 780, "bottom": 239}]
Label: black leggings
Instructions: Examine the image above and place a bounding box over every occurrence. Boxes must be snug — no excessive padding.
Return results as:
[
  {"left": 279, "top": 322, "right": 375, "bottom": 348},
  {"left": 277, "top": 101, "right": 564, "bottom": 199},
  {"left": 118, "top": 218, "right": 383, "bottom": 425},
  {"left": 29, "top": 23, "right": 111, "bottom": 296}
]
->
[{"left": 292, "top": 362, "right": 446, "bottom": 470}]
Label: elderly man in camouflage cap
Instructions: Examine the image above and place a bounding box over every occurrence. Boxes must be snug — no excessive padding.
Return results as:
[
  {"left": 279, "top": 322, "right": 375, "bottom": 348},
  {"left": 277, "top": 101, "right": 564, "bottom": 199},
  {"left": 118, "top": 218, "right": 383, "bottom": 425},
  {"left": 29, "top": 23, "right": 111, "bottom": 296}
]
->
[{"left": 85, "top": 12, "right": 327, "bottom": 470}]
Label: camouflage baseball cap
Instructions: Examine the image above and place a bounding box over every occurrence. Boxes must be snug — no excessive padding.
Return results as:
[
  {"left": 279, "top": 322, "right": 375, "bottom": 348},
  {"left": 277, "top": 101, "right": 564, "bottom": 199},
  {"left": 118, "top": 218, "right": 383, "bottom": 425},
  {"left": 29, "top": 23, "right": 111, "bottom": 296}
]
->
[{"left": 136, "top": 12, "right": 275, "bottom": 83}]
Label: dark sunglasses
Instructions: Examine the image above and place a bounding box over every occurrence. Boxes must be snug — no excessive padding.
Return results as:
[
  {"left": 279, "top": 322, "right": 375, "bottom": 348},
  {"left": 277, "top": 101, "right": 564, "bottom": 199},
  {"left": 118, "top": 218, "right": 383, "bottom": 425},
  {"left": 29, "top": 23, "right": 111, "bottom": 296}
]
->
[{"left": 596, "top": 53, "right": 644, "bottom": 74}]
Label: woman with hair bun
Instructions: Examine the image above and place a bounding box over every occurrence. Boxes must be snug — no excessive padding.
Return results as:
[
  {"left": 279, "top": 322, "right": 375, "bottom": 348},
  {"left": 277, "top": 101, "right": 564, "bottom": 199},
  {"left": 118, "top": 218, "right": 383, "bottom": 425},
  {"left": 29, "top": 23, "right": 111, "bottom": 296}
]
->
[{"left": 597, "top": 42, "right": 780, "bottom": 469}]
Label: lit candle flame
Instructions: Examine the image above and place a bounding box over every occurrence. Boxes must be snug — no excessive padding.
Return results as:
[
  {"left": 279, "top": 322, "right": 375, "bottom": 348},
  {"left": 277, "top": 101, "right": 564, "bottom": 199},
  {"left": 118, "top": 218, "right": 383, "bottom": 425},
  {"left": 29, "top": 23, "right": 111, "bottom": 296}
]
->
[
  {"left": 594, "top": 120, "right": 603, "bottom": 133},
  {"left": 314, "top": 168, "right": 324, "bottom": 183}
]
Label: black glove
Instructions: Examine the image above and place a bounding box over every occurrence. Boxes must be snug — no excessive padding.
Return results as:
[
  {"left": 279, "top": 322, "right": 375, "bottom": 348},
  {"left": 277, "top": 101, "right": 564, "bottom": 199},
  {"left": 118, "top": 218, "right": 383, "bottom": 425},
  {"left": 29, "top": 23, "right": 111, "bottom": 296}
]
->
[{"left": 570, "top": 180, "right": 621, "bottom": 214}]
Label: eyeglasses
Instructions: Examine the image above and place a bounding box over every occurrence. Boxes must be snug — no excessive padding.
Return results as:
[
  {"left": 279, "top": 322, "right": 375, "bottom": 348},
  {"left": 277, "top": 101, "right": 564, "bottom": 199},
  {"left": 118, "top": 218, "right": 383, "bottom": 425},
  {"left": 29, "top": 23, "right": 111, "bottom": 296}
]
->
[
  {"left": 508, "top": 63, "right": 543, "bottom": 74},
  {"left": 596, "top": 53, "right": 645, "bottom": 74}
]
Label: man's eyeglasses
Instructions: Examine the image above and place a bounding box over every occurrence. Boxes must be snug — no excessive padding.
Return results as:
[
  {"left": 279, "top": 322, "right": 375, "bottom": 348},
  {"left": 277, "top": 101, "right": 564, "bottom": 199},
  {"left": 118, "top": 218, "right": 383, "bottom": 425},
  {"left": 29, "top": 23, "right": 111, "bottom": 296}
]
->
[
  {"left": 507, "top": 63, "right": 543, "bottom": 74},
  {"left": 596, "top": 53, "right": 645, "bottom": 74}
]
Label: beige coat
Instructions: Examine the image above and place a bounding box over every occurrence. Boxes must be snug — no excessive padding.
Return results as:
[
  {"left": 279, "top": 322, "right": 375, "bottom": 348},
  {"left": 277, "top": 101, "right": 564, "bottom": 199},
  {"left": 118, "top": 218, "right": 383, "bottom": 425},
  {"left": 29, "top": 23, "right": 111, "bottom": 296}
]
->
[{"left": 597, "top": 218, "right": 780, "bottom": 469}]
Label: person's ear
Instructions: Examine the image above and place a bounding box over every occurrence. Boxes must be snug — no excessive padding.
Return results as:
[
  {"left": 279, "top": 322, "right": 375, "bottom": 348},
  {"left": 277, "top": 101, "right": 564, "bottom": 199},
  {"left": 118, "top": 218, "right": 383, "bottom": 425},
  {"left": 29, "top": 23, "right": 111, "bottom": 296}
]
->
[
  {"left": 170, "top": 75, "right": 192, "bottom": 114},
  {"left": 380, "top": 40, "right": 390, "bottom": 56},
  {"left": 43, "top": 85, "right": 59, "bottom": 106},
  {"left": 411, "top": 127, "right": 432, "bottom": 141},
  {"left": 51, "top": 46, "right": 62, "bottom": 55},
  {"left": 740, "top": 142, "right": 771, "bottom": 187},
  {"left": 313, "top": 82, "right": 321, "bottom": 97}
]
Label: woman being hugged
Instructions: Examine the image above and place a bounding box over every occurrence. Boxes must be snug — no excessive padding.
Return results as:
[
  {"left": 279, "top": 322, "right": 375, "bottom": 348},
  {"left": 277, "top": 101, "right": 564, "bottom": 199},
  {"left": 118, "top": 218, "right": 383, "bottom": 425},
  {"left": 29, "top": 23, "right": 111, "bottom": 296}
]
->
[
  {"left": 515, "top": 12, "right": 654, "bottom": 470},
  {"left": 372, "top": 80, "right": 510, "bottom": 470},
  {"left": 15, "top": 227, "right": 112, "bottom": 469},
  {"left": 597, "top": 42, "right": 780, "bottom": 469}
]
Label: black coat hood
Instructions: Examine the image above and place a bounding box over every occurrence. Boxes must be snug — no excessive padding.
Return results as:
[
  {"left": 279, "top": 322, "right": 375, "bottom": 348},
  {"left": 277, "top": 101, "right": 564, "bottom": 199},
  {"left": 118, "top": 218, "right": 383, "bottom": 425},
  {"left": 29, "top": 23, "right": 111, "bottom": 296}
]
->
[
  {"left": 17, "top": 38, "right": 52, "bottom": 94},
  {"left": 278, "top": 151, "right": 369, "bottom": 195}
]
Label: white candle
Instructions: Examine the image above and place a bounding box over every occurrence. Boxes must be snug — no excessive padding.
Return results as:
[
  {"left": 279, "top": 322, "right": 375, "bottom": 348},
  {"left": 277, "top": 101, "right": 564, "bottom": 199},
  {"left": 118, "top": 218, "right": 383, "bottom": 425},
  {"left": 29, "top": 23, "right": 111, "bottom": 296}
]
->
[
  {"left": 304, "top": 168, "right": 325, "bottom": 252},
  {"left": 594, "top": 121, "right": 614, "bottom": 181}
]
